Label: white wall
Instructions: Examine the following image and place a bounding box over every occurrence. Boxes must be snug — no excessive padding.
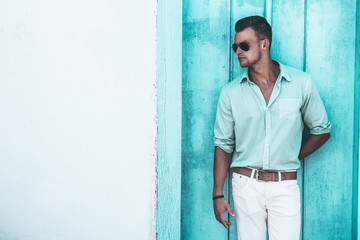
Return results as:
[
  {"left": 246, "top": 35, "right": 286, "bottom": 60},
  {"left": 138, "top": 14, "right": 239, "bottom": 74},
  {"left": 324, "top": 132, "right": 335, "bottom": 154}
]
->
[{"left": 0, "top": 1, "right": 157, "bottom": 239}]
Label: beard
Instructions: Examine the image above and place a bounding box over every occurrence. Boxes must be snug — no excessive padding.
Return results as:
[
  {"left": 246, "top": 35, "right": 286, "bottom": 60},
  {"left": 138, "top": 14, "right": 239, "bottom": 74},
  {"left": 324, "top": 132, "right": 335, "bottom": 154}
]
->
[
  {"left": 239, "top": 58, "right": 250, "bottom": 68},
  {"left": 238, "top": 50, "right": 262, "bottom": 68}
]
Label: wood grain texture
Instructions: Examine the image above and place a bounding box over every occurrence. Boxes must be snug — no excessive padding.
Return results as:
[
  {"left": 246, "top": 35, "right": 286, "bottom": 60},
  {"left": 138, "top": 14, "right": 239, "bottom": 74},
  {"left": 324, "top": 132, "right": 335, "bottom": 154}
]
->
[
  {"left": 353, "top": 0, "right": 360, "bottom": 238},
  {"left": 304, "top": 0, "right": 356, "bottom": 239},
  {"left": 156, "top": 0, "right": 182, "bottom": 239},
  {"left": 182, "top": 0, "right": 230, "bottom": 239}
]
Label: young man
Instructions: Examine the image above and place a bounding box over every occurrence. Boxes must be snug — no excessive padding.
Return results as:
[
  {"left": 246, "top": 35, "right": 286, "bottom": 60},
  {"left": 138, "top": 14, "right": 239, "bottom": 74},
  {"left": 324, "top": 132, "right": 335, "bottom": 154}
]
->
[{"left": 212, "top": 16, "right": 331, "bottom": 240}]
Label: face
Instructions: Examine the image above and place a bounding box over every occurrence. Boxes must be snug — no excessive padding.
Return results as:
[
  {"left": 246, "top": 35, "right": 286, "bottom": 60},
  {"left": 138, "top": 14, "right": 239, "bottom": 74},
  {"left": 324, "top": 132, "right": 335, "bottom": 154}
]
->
[{"left": 233, "top": 27, "right": 265, "bottom": 68}]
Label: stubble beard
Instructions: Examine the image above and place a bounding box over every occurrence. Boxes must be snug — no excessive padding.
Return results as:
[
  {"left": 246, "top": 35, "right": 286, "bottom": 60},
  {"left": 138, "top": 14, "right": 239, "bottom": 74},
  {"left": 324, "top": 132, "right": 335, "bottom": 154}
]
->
[
  {"left": 239, "top": 59, "right": 249, "bottom": 68},
  {"left": 238, "top": 51, "right": 262, "bottom": 68},
  {"left": 239, "top": 58, "right": 256, "bottom": 68}
]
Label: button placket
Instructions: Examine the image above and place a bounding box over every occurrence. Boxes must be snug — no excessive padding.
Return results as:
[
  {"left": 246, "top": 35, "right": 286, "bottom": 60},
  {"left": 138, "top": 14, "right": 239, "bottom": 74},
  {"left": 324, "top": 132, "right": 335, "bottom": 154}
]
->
[
  {"left": 262, "top": 80, "right": 281, "bottom": 169},
  {"left": 263, "top": 108, "right": 271, "bottom": 168}
]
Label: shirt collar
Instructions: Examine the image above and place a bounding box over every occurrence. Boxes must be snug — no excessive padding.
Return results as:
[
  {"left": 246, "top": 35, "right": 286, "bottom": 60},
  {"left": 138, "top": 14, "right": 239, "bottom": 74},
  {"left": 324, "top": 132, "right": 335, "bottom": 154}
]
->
[{"left": 239, "top": 61, "right": 292, "bottom": 83}]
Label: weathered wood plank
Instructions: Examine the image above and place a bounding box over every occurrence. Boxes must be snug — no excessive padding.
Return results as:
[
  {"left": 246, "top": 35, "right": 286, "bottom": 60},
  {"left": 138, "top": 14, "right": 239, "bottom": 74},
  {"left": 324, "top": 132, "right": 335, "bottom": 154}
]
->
[
  {"left": 156, "top": 0, "right": 182, "bottom": 238},
  {"left": 182, "top": 0, "right": 230, "bottom": 239},
  {"left": 354, "top": 0, "right": 360, "bottom": 238},
  {"left": 304, "top": 0, "right": 356, "bottom": 238}
]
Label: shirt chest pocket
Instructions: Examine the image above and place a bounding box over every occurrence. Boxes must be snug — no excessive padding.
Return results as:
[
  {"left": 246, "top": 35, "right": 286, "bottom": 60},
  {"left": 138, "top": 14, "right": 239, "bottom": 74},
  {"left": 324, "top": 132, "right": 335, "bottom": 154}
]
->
[{"left": 279, "top": 98, "right": 301, "bottom": 120}]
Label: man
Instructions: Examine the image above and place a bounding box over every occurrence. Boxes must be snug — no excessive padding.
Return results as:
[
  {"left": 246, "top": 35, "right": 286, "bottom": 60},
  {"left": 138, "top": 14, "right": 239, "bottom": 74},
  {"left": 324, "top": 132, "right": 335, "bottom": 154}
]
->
[{"left": 212, "top": 16, "right": 331, "bottom": 240}]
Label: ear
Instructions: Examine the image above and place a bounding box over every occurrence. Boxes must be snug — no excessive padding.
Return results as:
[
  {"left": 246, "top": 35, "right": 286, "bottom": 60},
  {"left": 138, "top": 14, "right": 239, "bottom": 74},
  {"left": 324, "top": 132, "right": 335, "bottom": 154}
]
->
[{"left": 262, "top": 38, "right": 270, "bottom": 49}]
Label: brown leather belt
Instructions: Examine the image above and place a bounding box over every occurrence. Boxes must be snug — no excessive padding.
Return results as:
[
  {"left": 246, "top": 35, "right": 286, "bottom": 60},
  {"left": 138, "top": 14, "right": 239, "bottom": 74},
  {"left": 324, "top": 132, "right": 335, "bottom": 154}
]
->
[{"left": 233, "top": 167, "right": 297, "bottom": 182}]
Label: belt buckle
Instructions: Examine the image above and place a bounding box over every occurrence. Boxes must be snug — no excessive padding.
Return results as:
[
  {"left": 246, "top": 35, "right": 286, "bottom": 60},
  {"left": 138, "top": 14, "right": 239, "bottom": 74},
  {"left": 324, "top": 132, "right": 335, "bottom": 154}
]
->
[{"left": 255, "top": 170, "right": 275, "bottom": 182}]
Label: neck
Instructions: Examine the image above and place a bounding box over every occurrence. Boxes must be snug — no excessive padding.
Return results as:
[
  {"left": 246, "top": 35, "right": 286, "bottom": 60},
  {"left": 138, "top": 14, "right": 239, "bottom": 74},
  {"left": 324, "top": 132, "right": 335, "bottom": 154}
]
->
[{"left": 249, "top": 55, "right": 279, "bottom": 85}]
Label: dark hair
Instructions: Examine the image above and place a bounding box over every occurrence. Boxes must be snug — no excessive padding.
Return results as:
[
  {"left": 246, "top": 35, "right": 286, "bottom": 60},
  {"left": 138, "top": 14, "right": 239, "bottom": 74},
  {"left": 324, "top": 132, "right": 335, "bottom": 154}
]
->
[{"left": 235, "top": 16, "right": 272, "bottom": 48}]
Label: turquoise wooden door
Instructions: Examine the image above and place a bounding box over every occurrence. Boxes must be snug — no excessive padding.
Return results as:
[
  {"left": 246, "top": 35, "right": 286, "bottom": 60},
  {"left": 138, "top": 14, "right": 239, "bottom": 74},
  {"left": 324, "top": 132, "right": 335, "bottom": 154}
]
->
[{"left": 180, "top": 0, "right": 360, "bottom": 239}]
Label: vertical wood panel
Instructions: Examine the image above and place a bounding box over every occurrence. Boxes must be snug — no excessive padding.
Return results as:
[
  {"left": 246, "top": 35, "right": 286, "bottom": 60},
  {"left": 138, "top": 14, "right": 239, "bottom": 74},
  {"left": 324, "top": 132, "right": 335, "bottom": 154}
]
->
[
  {"left": 229, "top": 1, "right": 266, "bottom": 239},
  {"left": 156, "top": 0, "right": 182, "bottom": 238},
  {"left": 354, "top": 0, "right": 360, "bottom": 238},
  {"left": 182, "top": 0, "right": 230, "bottom": 239},
  {"left": 271, "top": 0, "right": 305, "bottom": 68},
  {"left": 304, "top": 0, "right": 356, "bottom": 239},
  {"left": 271, "top": 1, "right": 305, "bottom": 239}
]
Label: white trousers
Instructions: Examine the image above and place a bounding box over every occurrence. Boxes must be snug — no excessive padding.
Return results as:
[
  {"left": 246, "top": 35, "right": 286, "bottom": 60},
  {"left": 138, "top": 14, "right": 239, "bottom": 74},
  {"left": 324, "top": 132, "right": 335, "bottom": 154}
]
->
[{"left": 232, "top": 171, "right": 301, "bottom": 240}]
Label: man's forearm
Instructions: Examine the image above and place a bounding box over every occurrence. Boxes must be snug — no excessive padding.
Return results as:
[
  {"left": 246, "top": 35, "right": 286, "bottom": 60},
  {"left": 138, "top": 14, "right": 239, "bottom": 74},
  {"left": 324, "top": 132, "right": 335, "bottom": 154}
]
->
[
  {"left": 213, "top": 146, "right": 232, "bottom": 196},
  {"left": 298, "top": 133, "right": 330, "bottom": 160}
]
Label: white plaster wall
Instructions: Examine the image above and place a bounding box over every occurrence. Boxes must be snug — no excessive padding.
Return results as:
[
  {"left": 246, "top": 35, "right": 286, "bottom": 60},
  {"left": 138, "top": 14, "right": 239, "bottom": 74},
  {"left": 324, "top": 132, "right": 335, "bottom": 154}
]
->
[{"left": 0, "top": 1, "right": 157, "bottom": 239}]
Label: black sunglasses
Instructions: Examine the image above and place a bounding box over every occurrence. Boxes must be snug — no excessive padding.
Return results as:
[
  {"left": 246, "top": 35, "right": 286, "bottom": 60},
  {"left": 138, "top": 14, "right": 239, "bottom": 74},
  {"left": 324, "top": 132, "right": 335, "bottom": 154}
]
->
[
  {"left": 232, "top": 38, "right": 265, "bottom": 53},
  {"left": 232, "top": 42, "right": 251, "bottom": 52}
]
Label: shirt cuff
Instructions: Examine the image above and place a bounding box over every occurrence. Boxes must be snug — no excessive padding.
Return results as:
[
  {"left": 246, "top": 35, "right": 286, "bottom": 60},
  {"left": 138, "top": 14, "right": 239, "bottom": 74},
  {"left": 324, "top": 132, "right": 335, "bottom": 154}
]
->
[
  {"left": 309, "top": 122, "right": 331, "bottom": 135},
  {"left": 214, "top": 143, "right": 234, "bottom": 154}
]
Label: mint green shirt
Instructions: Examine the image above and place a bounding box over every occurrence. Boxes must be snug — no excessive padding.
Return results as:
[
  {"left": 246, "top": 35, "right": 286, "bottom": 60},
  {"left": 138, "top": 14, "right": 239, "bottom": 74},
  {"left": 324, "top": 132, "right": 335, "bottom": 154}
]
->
[{"left": 213, "top": 61, "right": 331, "bottom": 170}]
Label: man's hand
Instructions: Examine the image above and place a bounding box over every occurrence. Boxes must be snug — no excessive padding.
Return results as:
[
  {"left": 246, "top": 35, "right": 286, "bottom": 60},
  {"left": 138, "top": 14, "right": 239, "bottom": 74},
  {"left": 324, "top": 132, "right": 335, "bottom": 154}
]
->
[{"left": 213, "top": 197, "right": 235, "bottom": 230}]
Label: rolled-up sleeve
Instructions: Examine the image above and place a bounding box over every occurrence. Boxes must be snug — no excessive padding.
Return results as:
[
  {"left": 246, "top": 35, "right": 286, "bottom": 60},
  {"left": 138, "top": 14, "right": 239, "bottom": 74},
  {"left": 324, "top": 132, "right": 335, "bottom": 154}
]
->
[
  {"left": 301, "top": 76, "right": 331, "bottom": 135},
  {"left": 214, "top": 88, "right": 235, "bottom": 153}
]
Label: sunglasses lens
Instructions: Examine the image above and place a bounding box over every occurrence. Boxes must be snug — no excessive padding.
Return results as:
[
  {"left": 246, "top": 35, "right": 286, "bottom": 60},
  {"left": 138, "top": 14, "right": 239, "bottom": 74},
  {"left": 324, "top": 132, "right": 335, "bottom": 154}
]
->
[
  {"left": 232, "top": 42, "right": 250, "bottom": 52},
  {"left": 239, "top": 42, "right": 250, "bottom": 51},
  {"left": 232, "top": 43, "right": 238, "bottom": 53}
]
